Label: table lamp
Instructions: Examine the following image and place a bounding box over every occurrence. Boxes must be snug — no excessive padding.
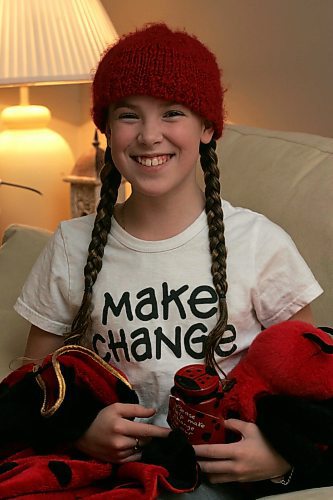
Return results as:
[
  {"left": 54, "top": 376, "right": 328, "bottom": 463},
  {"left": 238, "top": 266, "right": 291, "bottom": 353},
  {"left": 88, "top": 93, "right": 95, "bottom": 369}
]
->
[{"left": 0, "top": 0, "right": 118, "bottom": 236}]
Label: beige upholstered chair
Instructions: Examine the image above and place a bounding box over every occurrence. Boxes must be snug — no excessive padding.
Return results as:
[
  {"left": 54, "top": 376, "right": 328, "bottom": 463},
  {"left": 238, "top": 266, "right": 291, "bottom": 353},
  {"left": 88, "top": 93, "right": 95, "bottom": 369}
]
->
[{"left": 1, "top": 123, "right": 332, "bottom": 499}]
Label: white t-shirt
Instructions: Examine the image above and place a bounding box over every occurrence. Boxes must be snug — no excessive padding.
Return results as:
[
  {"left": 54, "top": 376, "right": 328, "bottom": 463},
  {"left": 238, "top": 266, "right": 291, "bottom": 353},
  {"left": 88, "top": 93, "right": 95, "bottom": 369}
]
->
[{"left": 15, "top": 201, "right": 323, "bottom": 425}]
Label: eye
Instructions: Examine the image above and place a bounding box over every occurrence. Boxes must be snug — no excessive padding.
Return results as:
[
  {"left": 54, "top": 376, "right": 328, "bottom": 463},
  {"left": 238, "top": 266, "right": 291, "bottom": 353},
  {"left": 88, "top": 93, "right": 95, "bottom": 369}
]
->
[
  {"left": 163, "top": 109, "right": 186, "bottom": 119},
  {"left": 118, "top": 112, "right": 139, "bottom": 121}
]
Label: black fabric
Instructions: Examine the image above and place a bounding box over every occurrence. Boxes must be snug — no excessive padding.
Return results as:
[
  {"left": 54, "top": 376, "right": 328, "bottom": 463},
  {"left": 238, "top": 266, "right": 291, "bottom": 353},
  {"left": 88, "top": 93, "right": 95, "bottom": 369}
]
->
[
  {"left": 0, "top": 462, "right": 18, "bottom": 475},
  {"left": 48, "top": 460, "right": 73, "bottom": 487},
  {"left": 0, "top": 359, "right": 200, "bottom": 496},
  {"left": 142, "top": 429, "right": 200, "bottom": 490},
  {"left": 0, "top": 372, "right": 44, "bottom": 446},
  {"left": 251, "top": 394, "right": 333, "bottom": 496},
  {"left": 0, "top": 364, "right": 138, "bottom": 453}
]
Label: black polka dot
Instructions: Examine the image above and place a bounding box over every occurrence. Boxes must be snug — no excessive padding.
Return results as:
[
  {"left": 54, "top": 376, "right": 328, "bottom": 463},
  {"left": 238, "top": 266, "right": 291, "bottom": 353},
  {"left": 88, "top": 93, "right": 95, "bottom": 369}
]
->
[
  {"left": 0, "top": 462, "right": 18, "bottom": 474},
  {"left": 48, "top": 460, "right": 72, "bottom": 487},
  {"left": 202, "top": 432, "right": 212, "bottom": 442}
]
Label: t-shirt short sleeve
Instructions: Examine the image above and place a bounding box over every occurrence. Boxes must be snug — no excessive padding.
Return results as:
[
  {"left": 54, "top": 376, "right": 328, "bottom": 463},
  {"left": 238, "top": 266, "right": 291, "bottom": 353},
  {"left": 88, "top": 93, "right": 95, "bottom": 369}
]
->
[
  {"left": 14, "top": 225, "right": 74, "bottom": 335},
  {"left": 251, "top": 216, "right": 323, "bottom": 326}
]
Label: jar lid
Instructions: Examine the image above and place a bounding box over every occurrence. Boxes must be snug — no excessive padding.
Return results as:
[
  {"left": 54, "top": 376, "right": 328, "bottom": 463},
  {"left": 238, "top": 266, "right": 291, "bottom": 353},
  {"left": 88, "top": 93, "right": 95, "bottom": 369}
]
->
[{"left": 174, "top": 364, "right": 219, "bottom": 398}]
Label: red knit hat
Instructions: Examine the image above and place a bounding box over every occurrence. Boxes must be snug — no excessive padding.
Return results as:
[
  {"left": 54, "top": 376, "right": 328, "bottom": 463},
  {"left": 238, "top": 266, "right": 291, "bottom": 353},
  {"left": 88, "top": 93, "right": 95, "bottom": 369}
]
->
[{"left": 92, "top": 23, "right": 224, "bottom": 139}]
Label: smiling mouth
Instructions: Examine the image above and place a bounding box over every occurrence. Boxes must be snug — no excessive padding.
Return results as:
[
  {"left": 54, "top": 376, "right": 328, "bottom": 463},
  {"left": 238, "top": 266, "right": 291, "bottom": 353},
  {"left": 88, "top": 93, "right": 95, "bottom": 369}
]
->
[{"left": 132, "top": 154, "right": 173, "bottom": 167}]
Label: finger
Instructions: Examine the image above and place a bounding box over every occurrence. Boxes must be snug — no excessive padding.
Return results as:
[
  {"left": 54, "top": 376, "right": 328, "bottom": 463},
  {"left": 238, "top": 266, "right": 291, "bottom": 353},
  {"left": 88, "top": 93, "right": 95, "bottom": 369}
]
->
[
  {"left": 198, "top": 459, "right": 233, "bottom": 475},
  {"left": 224, "top": 418, "right": 251, "bottom": 436},
  {"left": 130, "top": 436, "right": 154, "bottom": 449},
  {"left": 124, "top": 420, "right": 171, "bottom": 439},
  {"left": 109, "top": 450, "right": 142, "bottom": 464},
  {"left": 131, "top": 436, "right": 142, "bottom": 453},
  {"left": 113, "top": 404, "right": 157, "bottom": 419},
  {"left": 116, "top": 448, "right": 139, "bottom": 459},
  {"left": 193, "top": 443, "right": 237, "bottom": 459},
  {"left": 135, "top": 436, "right": 151, "bottom": 448},
  {"left": 118, "top": 436, "right": 142, "bottom": 452},
  {"left": 118, "top": 452, "right": 142, "bottom": 464},
  {"left": 104, "top": 438, "right": 144, "bottom": 462}
]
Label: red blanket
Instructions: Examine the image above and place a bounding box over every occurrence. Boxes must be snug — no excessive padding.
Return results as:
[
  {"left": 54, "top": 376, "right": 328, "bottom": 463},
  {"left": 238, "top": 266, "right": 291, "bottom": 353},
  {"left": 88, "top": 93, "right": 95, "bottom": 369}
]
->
[{"left": 0, "top": 346, "right": 199, "bottom": 499}]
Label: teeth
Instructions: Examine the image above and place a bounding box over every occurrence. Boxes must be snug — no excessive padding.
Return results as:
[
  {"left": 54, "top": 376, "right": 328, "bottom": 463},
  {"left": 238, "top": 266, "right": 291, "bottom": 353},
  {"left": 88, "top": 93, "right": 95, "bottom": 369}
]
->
[{"left": 135, "top": 155, "right": 170, "bottom": 167}]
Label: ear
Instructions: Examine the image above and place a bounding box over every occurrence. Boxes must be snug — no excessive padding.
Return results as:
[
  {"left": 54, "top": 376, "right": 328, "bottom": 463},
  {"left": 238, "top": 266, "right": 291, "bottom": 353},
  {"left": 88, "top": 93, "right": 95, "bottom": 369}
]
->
[{"left": 200, "top": 123, "right": 214, "bottom": 144}]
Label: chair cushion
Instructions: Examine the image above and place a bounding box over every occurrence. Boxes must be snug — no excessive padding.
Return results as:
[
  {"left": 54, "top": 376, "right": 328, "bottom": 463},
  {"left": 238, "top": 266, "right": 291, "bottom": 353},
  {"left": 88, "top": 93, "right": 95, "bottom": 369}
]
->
[
  {"left": 217, "top": 124, "right": 333, "bottom": 326},
  {"left": 0, "top": 224, "right": 51, "bottom": 380}
]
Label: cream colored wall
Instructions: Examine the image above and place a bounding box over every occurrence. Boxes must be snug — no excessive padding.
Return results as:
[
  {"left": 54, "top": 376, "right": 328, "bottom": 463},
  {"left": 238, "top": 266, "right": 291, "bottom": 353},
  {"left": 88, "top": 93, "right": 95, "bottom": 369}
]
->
[
  {"left": 0, "top": 0, "right": 333, "bottom": 157},
  {"left": 0, "top": 0, "right": 332, "bottom": 234},
  {"left": 102, "top": 0, "right": 333, "bottom": 138},
  {"left": 1, "top": 0, "right": 332, "bottom": 162}
]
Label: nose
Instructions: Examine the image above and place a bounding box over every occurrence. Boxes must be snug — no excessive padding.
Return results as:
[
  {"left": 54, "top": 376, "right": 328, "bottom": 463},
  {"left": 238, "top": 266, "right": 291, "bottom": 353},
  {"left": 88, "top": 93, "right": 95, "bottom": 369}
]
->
[{"left": 137, "top": 118, "right": 163, "bottom": 146}]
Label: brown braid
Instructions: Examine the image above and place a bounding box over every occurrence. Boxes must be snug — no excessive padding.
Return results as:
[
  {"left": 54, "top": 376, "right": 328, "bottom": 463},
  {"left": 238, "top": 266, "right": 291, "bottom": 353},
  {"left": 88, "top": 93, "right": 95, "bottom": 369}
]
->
[
  {"left": 200, "top": 140, "right": 228, "bottom": 372},
  {"left": 64, "top": 146, "right": 121, "bottom": 347}
]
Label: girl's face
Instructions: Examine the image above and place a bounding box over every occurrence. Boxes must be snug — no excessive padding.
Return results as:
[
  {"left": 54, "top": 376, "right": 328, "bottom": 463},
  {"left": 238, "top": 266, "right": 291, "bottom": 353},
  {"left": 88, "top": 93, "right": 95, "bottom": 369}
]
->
[{"left": 107, "top": 95, "right": 213, "bottom": 199}]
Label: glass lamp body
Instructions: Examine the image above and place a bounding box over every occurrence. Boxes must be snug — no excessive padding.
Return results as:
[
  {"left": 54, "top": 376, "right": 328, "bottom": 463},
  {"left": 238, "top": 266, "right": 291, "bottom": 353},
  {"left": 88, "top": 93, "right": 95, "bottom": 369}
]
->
[{"left": 0, "top": 104, "right": 74, "bottom": 237}]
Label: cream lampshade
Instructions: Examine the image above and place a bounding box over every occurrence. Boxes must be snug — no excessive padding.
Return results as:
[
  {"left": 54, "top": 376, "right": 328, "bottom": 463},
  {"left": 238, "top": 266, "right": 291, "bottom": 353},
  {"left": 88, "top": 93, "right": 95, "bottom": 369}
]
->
[{"left": 0, "top": 0, "right": 118, "bottom": 237}]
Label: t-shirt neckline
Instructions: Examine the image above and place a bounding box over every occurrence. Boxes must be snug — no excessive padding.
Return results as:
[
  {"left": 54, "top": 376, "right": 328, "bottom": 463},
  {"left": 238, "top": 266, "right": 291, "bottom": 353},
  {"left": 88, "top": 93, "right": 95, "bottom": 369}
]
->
[
  {"left": 111, "top": 210, "right": 206, "bottom": 253},
  {"left": 110, "top": 200, "right": 231, "bottom": 253}
]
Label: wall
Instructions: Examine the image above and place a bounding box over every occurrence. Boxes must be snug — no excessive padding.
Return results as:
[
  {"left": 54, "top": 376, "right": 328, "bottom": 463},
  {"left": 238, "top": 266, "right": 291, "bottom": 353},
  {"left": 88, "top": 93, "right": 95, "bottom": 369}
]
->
[
  {"left": 102, "top": 0, "right": 333, "bottom": 138},
  {"left": 1, "top": 0, "right": 332, "bottom": 163},
  {"left": 0, "top": 0, "right": 332, "bottom": 234}
]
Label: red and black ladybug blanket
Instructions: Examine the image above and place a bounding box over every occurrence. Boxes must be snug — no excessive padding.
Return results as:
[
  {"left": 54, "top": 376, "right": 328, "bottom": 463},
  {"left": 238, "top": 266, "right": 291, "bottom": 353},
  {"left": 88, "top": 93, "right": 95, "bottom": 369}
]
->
[
  {"left": 0, "top": 346, "right": 199, "bottom": 499},
  {"left": 222, "top": 321, "right": 333, "bottom": 497},
  {"left": 1, "top": 321, "right": 333, "bottom": 498}
]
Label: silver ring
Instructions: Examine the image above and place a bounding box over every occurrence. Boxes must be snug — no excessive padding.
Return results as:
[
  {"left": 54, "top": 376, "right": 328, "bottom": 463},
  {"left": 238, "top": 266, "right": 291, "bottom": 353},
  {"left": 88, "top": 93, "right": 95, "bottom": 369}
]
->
[{"left": 133, "top": 438, "right": 141, "bottom": 453}]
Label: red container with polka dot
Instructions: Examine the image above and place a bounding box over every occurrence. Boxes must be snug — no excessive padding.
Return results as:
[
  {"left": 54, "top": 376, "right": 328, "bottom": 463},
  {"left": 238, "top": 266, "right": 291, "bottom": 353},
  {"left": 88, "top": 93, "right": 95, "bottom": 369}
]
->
[{"left": 167, "top": 364, "right": 226, "bottom": 444}]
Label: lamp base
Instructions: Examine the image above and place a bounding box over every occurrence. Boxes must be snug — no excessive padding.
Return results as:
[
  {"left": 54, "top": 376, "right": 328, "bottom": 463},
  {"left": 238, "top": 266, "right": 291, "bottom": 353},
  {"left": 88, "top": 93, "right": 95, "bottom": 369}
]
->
[{"left": 0, "top": 103, "right": 74, "bottom": 238}]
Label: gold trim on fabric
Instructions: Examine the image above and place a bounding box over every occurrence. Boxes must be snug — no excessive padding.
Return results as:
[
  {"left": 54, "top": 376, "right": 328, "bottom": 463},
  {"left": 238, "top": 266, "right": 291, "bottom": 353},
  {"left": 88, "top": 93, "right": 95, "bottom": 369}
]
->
[{"left": 37, "top": 344, "right": 132, "bottom": 418}]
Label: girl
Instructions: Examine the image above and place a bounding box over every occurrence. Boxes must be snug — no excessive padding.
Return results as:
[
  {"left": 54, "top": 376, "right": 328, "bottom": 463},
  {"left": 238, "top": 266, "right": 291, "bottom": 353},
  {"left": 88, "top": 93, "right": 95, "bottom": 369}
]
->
[{"left": 15, "top": 24, "right": 322, "bottom": 498}]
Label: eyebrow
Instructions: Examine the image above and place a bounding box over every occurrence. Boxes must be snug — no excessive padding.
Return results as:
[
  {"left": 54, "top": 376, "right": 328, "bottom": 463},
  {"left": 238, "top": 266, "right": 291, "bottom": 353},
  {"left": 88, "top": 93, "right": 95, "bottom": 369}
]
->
[
  {"left": 111, "top": 100, "right": 184, "bottom": 111},
  {"left": 112, "top": 100, "right": 137, "bottom": 110}
]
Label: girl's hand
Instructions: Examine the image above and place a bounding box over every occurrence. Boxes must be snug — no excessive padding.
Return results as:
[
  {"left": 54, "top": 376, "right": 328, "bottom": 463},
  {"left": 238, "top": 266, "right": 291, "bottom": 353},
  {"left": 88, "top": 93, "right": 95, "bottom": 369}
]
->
[
  {"left": 194, "top": 419, "right": 291, "bottom": 483},
  {"left": 75, "top": 403, "right": 170, "bottom": 463}
]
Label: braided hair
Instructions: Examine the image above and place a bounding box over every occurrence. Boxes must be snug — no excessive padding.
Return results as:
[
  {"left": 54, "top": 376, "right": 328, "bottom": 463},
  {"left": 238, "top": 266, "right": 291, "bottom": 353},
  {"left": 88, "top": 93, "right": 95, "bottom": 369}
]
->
[
  {"left": 64, "top": 146, "right": 121, "bottom": 347},
  {"left": 200, "top": 139, "right": 228, "bottom": 371},
  {"left": 65, "top": 138, "right": 228, "bottom": 373},
  {"left": 89, "top": 23, "right": 228, "bottom": 367}
]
